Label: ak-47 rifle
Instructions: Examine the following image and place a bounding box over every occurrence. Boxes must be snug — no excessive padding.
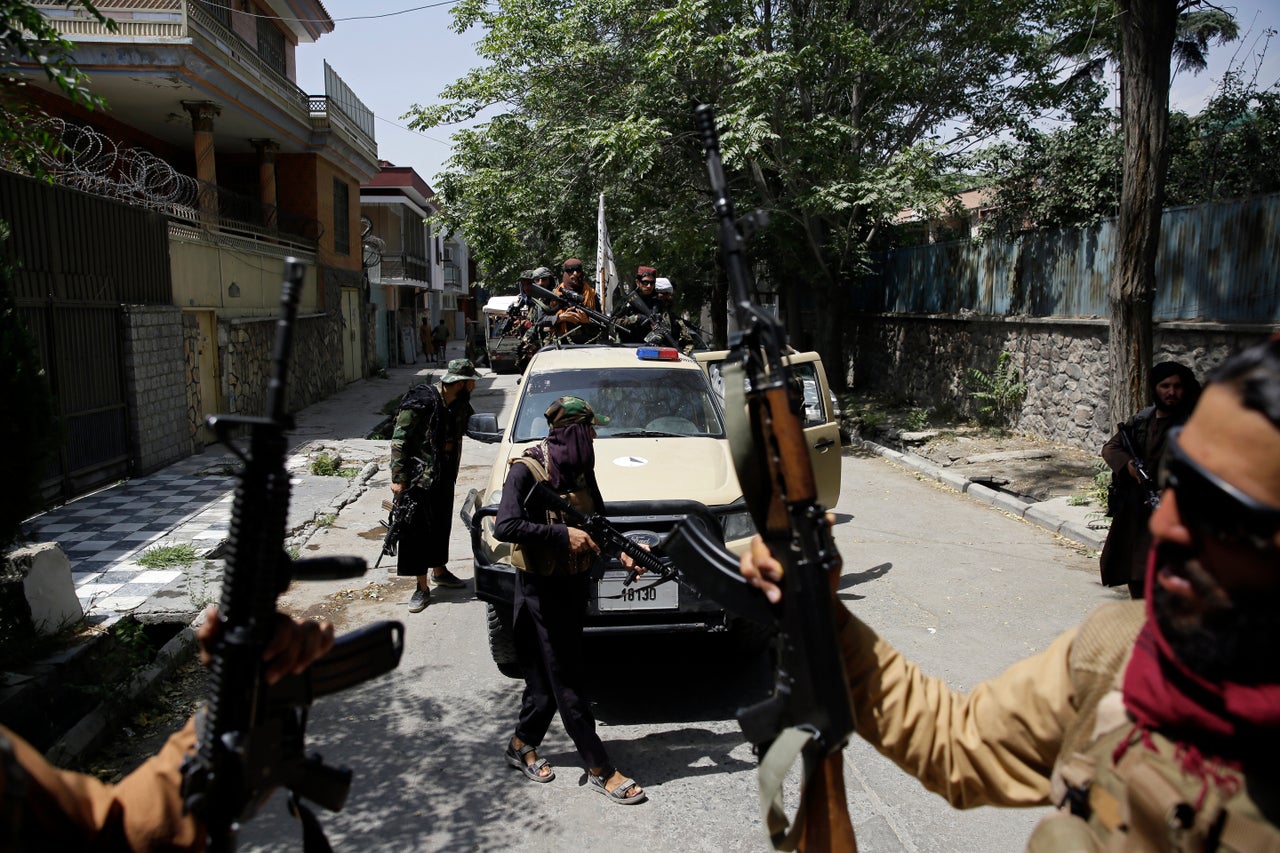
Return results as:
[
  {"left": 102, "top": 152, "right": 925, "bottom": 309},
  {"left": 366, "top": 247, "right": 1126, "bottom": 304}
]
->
[
  {"left": 181, "top": 259, "right": 405, "bottom": 852},
  {"left": 374, "top": 488, "right": 420, "bottom": 570},
  {"left": 1117, "top": 421, "right": 1161, "bottom": 510},
  {"left": 662, "top": 105, "right": 856, "bottom": 852}
]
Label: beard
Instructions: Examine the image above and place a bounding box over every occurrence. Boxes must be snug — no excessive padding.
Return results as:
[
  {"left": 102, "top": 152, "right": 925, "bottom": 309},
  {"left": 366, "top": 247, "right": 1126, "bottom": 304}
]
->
[{"left": 1151, "top": 543, "right": 1280, "bottom": 685}]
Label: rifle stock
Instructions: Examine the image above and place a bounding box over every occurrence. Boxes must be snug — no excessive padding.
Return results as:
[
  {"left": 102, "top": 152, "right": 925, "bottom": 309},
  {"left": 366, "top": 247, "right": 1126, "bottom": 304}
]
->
[{"left": 695, "top": 104, "right": 856, "bottom": 852}]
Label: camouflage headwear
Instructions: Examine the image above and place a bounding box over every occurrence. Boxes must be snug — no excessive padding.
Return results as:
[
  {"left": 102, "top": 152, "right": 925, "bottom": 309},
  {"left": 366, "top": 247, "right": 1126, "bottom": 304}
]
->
[
  {"left": 441, "top": 358, "right": 479, "bottom": 384},
  {"left": 544, "top": 395, "right": 609, "bottom": 427},
  {"left": 519, "top": 269, "right": 534, "bottom": 282}
]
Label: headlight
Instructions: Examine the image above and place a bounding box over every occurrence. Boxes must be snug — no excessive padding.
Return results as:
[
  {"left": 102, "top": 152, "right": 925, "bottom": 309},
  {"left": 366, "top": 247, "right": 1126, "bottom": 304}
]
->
[
  {"left": 487, "top": 487, "right": 503, "bottom": 507},
  {"left": 719, "top": 510, "right": 756, "bottom": 542}
]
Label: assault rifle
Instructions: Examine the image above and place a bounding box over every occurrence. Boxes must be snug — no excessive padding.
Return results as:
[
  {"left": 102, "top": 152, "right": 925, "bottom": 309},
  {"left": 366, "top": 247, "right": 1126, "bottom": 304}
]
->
[
  {"left": 1117, "top": 421, "right": 1161, "bottom": 510},
  {"left": 374, "top": 488, "right": 420, "bottom": 570},
  {"left": 522, "top": 480, "right": 673, "bottom": 585},
  {"left": 662, "top": 106, "right": 857, "bottom": 851},
  {"left": 181, "top": 259, "right": 405, "bottom": 852},
  {"left": 375, "top": 460, "right": 425, "bottom": 570},
  {"left": 526, "top": 281, "right": 619, "bottom": 344}
]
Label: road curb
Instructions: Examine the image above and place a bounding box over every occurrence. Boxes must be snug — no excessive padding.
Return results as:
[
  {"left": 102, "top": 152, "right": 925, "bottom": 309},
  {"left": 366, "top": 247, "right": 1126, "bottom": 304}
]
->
[
  {"left": 45, "top": 620, "right": 199, "bottom": 766},
  {"left": 855, "top": 437, "right": 1106, "bottom": 550}
]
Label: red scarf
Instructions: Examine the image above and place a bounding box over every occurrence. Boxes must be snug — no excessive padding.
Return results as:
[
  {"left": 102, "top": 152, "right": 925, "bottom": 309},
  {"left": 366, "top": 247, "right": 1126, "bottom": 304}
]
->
[{"left": 1122, "top": 553, "right": 1280, "bottom": 756}]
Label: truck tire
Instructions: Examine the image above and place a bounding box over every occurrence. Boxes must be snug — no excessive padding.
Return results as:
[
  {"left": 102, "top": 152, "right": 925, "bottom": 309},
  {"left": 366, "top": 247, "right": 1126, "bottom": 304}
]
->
[{"left": 487, "top": 603, "right": 522, "bottom": 678}]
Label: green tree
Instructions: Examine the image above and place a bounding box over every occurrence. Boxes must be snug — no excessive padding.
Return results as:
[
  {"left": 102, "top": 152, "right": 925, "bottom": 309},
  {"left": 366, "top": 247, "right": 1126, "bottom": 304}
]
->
[
  {"left": 409, "top": 0, "right": 1079, "bottom": 374},
  {"left": 1, "top": 0, "right": 111, "bottom": 173}
]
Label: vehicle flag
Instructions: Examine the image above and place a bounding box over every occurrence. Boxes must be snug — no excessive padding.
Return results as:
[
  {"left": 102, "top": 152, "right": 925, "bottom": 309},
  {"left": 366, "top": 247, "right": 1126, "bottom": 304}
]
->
[{"left": 596, "top": 192, "right": 620, "bottom": 314}]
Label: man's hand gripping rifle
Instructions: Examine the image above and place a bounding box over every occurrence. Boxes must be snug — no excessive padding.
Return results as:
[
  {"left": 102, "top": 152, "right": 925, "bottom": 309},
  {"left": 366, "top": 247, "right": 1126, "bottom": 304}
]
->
[
  {"left": 1117, "top": 421, "right": 1161, "bottom": 510},
  {"left": 374, "top": 462, "right": 423, "bottom": 570},
  {"left": 180, "top": 259, "right": 405, "bottom": 852},
  {"left": 521, "top": 481, "right": 673, "bottom": 586},
  {"left": 659, "top": 106, "right": 857, "bottom": 852}
]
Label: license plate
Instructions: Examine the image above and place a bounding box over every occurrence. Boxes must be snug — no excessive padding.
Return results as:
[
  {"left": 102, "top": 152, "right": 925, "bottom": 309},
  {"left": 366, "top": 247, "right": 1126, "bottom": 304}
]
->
[{"left": 597, "top": 576, "right": 678, "bottom": 611}]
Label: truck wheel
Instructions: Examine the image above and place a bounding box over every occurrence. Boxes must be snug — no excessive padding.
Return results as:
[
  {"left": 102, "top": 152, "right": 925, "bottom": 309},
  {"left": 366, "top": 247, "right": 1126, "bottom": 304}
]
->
[{"left": 487, "top": 603, "right": 522, "bottom": 679}]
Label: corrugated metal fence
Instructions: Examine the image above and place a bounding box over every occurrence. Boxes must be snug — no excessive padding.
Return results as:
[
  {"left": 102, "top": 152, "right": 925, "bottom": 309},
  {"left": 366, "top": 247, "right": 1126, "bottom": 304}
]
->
[
  {"left": 1, "top": 170, "right": 172, "bottom": 504},
  {"left": 865, "top": 193, "right": 1280, "bottom": 322}
]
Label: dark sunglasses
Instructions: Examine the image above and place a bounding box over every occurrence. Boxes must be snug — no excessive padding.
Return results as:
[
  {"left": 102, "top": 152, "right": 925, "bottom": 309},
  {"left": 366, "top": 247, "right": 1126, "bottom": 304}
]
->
[
  {"left": 564, "top": 265, "right": 583, "bottom": 273},
  {"left": 1159, "top": 427, "right": 1280, "bottom": 551},
  {"left": 638, "top": 277, "right": 655, "bottom": 284}
]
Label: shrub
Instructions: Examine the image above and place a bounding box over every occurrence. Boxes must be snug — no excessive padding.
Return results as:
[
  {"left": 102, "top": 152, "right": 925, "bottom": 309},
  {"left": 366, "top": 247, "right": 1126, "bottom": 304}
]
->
[{"left": 966, "top": 350, "right": 1028, "bottom": 428}]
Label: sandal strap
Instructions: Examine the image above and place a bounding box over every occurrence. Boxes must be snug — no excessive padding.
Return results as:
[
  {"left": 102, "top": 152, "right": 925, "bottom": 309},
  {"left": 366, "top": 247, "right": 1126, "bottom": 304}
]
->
[{"left": 611, "top": 777, "right": 638, "bottom": 797}]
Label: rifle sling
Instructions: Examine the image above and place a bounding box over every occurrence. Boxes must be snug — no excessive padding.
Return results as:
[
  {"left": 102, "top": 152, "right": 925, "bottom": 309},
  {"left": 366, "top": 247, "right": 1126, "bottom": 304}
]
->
[{"left": 759, "top": 727, "right": 816, "bottom": 852}]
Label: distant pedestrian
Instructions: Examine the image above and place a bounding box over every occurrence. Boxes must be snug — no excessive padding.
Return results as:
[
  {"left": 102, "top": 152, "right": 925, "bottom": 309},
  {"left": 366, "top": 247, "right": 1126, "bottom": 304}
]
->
[
  {"left": 432, "top": 319, "right": 450, "bottom": 364},
  {"left": 493, "top": 396, "right": 646, "bottom": 804},
  {"left": 420, "top": 317, "right": 436, "bottom": 364},
  {"left": 1099, "top": 360, "right": 1200, "bottom": 597},
  {"left": 390, "top": 358, "right": 478, "bottom": 610}
]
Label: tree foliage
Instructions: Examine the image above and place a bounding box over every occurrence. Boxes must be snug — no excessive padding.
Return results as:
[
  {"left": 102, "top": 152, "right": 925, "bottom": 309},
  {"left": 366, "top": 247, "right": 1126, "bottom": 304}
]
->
[
  {"left": 407, "top": 0, "right": 1083, "bottom": 373},
  {"left": 0, "top": 0, "right": 111, "bottom": 174}
]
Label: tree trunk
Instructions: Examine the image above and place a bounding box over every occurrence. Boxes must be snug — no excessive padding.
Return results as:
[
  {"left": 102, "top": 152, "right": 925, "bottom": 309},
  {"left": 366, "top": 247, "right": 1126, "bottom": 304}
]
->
[{"left": 1108, "top": 0, "right": 1177, "bottom": 426}]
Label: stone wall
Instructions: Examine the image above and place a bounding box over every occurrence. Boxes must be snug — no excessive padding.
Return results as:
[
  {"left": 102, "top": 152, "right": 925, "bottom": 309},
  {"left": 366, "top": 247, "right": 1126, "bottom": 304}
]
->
[
  {"left": 121, "top": 304, "right": 193, "bottom": 473},
  {"left": 182, "top": 313, "right": 203, "bottom": 452},
  {"left": 222, "top": 311, "right": 344, "bottom": 416},
  {"left": 850, "top": 314, "right": 1271, "bottom": 452}
]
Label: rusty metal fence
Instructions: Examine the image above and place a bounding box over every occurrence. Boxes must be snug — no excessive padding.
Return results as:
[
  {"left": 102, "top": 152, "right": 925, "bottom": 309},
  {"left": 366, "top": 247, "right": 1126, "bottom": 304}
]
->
[
  {"left": 865, "top": 193, "right": 1280, "bottom": 322},
  {"left": 1, "top": 170, "right": 172, "bottom": 504}
]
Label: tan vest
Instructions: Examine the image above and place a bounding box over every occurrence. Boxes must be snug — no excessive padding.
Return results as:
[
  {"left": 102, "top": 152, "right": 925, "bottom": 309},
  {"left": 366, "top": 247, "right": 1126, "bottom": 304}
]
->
[
  {"left": 507, "top": 452, "right": 598, "bottom": 576},
  {"left": 1028, "top": 605, "right": 1280, "bottom": 852}
]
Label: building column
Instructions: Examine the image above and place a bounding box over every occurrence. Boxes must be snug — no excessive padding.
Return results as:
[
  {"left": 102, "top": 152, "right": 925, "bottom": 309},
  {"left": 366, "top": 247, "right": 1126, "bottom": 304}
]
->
[
  {"left": 181, "top": 100, "right": 221, "bottom": 224},
  {"left": 250, "top": 138, "right": 279, "bottom": 231}
]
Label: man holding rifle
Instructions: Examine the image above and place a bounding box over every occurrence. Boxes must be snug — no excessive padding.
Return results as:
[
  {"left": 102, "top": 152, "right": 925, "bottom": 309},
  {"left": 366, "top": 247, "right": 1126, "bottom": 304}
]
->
[
  {"left": 1100, "top": 361, "right": 1200, "bottom": 597},
  {"left": 551, "top": 258, "right": 602, "bottom": 344},
  {"left": 389, "top": 358, "right": 478, "bottom": 611},
  {"left": 740, "top": 339, "right": 1280, "bottom": 850},
  {"left": 493, "top": 396, "right": 646, "bottom": 805},
  {"left": 0, "top": 611, "right": 335, "bottom": 850}
]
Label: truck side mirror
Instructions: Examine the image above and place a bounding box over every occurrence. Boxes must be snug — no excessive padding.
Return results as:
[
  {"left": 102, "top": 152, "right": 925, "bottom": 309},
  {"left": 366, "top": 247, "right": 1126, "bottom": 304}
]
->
[{"left": 466, "top": 413, "right": 502, "bottom": 443}]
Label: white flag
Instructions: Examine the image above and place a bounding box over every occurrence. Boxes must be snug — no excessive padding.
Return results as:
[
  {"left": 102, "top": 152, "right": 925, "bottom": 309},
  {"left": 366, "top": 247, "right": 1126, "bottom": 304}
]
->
[{"left": 596, "top": 192, "right": 619, "bottom": 315}]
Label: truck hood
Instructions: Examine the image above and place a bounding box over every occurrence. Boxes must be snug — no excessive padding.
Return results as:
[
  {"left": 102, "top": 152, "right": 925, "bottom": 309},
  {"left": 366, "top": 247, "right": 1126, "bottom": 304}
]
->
[{"left": 489, "top": 436, "right": 741, "bottom": 510}]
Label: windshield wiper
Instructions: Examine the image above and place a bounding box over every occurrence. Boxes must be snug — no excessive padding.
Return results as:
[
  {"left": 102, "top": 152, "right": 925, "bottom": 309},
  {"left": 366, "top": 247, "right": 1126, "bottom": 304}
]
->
[{"left": 607, "top": 429, "right": 688, "bottom": 438}]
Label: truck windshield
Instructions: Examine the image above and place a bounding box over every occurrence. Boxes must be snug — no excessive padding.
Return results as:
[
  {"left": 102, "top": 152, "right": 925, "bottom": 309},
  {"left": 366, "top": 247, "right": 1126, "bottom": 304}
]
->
[{"left": 511, "top": 367, "right": 726, "bottom": 441}]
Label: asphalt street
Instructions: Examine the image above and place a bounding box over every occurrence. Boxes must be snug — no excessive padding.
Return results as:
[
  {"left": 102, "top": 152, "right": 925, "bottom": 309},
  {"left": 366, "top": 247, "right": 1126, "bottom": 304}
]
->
[{"left": 219, "top": 368, "right": 1125, "bottom": 853}]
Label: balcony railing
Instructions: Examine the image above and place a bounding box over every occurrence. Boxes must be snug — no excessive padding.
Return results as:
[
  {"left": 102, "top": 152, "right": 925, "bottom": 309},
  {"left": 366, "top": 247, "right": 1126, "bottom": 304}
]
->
[
  {"left": 309, "top": 96, "right": 378, "bottom": 165},
  {"left": 32, "top": 1, "right": 311, "bottom": 126},
  {"left": 378, "top": 253, "right": 430, "bottom": 285}
]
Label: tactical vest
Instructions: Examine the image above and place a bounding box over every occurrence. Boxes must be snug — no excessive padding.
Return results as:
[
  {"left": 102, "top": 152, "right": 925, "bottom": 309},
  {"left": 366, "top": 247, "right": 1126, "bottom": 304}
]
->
[
  {"left": 1028, "top": 604, "right": 1280, "bottom": 852},
  {"left": 507, "top": 450, "right": 598, "bottom": 576}
]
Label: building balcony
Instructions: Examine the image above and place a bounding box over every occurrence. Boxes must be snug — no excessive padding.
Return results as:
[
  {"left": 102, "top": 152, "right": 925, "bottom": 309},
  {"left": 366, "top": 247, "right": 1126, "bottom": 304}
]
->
[
  {"left": 27, "top": 1, "right": 375, "bottom": 169},
  {"left": 379, "top": 253, "right": 431, "bottom": 285}
]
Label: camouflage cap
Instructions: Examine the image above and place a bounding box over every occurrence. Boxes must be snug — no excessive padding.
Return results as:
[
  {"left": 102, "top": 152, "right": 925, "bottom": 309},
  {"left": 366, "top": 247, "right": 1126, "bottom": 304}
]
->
[
  {"left": 544, "top": 395, "right": 610, "bottom": 427},
  {"left": 519, "top": 269, "right": 535, "bottom": 281},
  {"left": 441, "top": 358, "right": 479, "bottom": 384}
]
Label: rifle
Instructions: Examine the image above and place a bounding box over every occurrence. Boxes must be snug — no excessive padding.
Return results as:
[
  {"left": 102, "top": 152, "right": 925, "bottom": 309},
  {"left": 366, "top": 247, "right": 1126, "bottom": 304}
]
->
[
  {"left": 374, "top": 487, "right": 421, "bottom": 570},
  {"left": 526, "top": 281, "right": 619, "bottom": 343},
  {"left": 662, "top": 105, "right": 857, "bottom": 851},
  {"left": 1117, "top": 421, "right": 1161, "bottom": 510},
  {"left": 521, "top": 480, "right": 674, "bottom": 585},
  {"left": 181, "top": 259, "right": 406, "bottom": 852}
]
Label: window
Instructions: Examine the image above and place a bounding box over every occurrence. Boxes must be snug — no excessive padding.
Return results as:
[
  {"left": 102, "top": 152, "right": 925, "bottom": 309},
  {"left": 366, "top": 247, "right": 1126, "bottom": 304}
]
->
[
  {"left": 333, "top": 179, "right": 350, "bottom": 255},
  {"left": 256, "top": 16, "right": 286, "bottom": 77},
  {"left": 201, "top": 0, "right": 231, "bottom": 28}
]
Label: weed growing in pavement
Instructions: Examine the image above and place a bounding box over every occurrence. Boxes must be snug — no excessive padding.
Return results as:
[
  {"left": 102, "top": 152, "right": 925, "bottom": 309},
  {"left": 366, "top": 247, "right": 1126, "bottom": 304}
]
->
[
  {"left": 903, "top": 407, "right": 932, "bottom": 431},
  {"left": 310, "top": 452, "right": 359, "bottom": 478},
  {"left": 314, "top": 512, "right": 336, "bottom": 529},
  {"left": 966, "top": 350, "right": 1027, "bottom": 428},
  {"left": 1069, "top": 462, "right": 1112, "bottom": 508},
  {"left": 138, "top": 543, "right": 197, "bottom": 569}
]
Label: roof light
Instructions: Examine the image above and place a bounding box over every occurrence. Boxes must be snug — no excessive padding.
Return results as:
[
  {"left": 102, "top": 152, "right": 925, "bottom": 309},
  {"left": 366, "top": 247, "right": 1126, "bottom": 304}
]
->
[{"left": 636, "top": 346, "right": 680, "bottom": 361}]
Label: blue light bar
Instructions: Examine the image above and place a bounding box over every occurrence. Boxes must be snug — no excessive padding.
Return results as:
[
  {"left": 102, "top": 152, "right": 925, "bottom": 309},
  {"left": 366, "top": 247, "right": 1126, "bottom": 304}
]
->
[{"left": 636, "top": 346, "right": 680, "bottom": 361}]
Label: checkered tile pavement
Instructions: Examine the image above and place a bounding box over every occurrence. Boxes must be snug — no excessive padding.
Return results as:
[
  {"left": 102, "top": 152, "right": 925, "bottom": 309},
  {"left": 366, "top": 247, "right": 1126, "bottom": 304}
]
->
[{"left": 21, "top": 454, "right": 240, "bottom": 624}]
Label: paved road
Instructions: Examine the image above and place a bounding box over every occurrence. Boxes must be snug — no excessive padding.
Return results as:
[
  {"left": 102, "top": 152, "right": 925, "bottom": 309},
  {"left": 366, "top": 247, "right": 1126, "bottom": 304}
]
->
[{"left": 232, "top": 372, "right": 1123, "bottom": 852}]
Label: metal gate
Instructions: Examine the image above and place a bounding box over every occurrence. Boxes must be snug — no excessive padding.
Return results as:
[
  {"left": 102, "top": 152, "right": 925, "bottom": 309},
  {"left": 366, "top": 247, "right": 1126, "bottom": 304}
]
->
[{"left": 1, "top": 171, "right": 172, "bottom": 505}]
